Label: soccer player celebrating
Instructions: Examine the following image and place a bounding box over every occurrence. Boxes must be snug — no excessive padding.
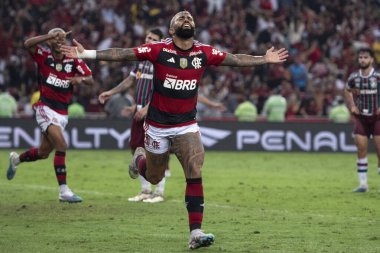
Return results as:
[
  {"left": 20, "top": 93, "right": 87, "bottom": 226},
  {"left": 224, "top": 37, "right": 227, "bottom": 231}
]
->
[
  {"left": 344, "top": 48, "right": 380, "bottom": 192},
  {"left": 7, "top": 28, "right": 94, "bottom": 203},
  {"left": 61, "top": 11, "right": 288, "bottom": 249}
]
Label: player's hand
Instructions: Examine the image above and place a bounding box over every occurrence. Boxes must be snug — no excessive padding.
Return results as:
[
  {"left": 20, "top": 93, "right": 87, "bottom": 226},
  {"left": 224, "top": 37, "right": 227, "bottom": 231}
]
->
[
  {"left": 377, "top": 107, "right": 380, "bottom": 115},
  {"left": 98, "top": 91, "right": 113, "bottom": 104},
  {"left": 121, "top": 105, "right": 135, "bottom": 118},
  {"left": 264, "top": 47, "right": 288, "bottom": 63},
  {"left": 66, "top": 76, "right": 83, "bottom": 85},
  {"left": 350, "top": 106, "right": 360, "bottom": 115},
  {"left": 212, "top": 102, "right": 227, "bottom": 112},
  {"left": 134, "top": 107, "right": 147, "bottom": 121},
  {"left": 61, "top": 38, "right": 84, "bottom": 58}
]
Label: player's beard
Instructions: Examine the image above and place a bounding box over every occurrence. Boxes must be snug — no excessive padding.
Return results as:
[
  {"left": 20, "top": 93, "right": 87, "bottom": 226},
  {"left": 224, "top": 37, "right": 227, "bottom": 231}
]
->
[
  {"left": 175, "top": 26, "right": 195, "bottom": 39},
  {"left": 359, "top": 62, "right": 370, "bottom": 69}
]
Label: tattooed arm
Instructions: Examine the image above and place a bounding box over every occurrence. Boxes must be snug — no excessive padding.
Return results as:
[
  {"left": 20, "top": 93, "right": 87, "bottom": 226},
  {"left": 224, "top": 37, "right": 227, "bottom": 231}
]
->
[
  {"left": 220, "top": 47, "right": 288, "bottom": 67},
  {"left": 61, "top": 39, "right": 138, "bottom": 61},
  {"left": 96, "top": 48, "right": 138, "bottom": 61}
]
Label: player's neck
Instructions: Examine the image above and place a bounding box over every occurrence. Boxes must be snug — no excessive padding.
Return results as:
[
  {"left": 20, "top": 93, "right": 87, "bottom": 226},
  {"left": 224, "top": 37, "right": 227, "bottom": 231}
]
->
[
  {"left": 360, "top": 66, "right": 373, "bottom": 76},
  {"left": 172, "top": 36, "right": 194, "bottom": 51},
  {"left": 52, "top": 50, "right": 64, "bottom": 60}
]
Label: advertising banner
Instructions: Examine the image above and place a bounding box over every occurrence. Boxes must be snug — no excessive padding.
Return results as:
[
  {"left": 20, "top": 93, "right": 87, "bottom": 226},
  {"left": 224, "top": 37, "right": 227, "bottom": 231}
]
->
[{"left": 0, "top": 118, "right": 359, "bottom": 152}]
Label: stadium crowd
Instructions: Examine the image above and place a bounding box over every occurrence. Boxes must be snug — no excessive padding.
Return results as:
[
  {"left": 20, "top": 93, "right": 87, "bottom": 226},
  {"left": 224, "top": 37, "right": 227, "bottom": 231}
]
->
[{"left": 1, "top": 0, "right": 380, "bottom": 120}]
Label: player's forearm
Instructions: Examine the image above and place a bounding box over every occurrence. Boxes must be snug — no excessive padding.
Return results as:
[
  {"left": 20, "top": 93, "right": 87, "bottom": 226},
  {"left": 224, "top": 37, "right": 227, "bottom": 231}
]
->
[
  {"left": 198, "top": 95, "right": 217, "bottom": 108},
  {"left": 343, "top": 89, "right": 355, "bottom": 110},
  {"left": 95, "top": 48, "right": 138, "bottom": 61},
  {"left": 221, "top": 53, "right": 267, "bottom": 67},
  {"left": 111, "top": 76, "right": 135, "bottom": 94},
  {"left": 24, "top": 34, "right": 53, "bottom": 49},
  {"left": 81, "top": 75, "right": 94, "bottom": 85}
]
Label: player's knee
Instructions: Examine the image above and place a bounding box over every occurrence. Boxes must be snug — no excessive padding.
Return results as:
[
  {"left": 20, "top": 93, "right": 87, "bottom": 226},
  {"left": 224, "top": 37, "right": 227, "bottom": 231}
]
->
[
  {"left": 187, "top": 153, "right": 204, "bottom": 178},
  {"left": 55, "top": 142, "right": 68, "bottom": 151}
]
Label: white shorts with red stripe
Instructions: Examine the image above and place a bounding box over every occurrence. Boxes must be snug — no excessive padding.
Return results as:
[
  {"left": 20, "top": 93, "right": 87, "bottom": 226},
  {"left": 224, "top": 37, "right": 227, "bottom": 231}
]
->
[
  {"left": 143, "top": 122, "right": 200, "bottom": 154},
  {"left": 34, "top": 105, "right": 68, "bottom": 133}
]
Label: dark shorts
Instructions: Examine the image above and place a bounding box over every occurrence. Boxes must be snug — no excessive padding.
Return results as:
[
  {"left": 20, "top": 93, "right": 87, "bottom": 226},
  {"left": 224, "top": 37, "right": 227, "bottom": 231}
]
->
[
  {"left": 129, "top": 117, "right": 145, "bottom": 150},
  {"left": 354, "top": 114, "right": 380, "bottom": 137}
]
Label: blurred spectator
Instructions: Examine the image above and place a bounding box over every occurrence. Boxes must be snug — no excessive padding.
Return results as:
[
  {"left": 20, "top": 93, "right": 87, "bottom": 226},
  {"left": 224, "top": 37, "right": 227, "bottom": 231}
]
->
[
  {"left": 328, "top": 95, "right": 350, "bottom": 123},
  {"left": 0, "top": 86, "right": 17, "bottom": 117},
  {"left": 261, "top": 87, "right": 287, "bottom": 122},
  {"left": 3, "top": 0, "right": 380, "bottom": 120},
  {"left": 68, "top": 97, "right": 86, "bottom": 118},
  {"left": 104, "top": 89, "right": 135, "bottom": 119},
  {"left": 234, "top": 96, "right": 257, "bottom": 121},
  {"left": 289, "top": 55, "right": 308, "bottom": 92}
]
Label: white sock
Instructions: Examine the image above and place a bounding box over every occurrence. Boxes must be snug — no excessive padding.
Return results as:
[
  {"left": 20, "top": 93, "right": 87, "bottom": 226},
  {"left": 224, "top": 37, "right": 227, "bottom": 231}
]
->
[
  {"left": 59, "top": 184, "right": 72, "bottom": 194},
  {"left": 138, "top": 175, "right": 152, "bottom": 193},
  {"left": 357, "top": 157, "right": 368, "bottom": 187},
  {"left": 155, "top": 177, "right": 166, "bottom": 195},
  {"left": 378, "top": 167, "right": 380, "bottom": 175}
]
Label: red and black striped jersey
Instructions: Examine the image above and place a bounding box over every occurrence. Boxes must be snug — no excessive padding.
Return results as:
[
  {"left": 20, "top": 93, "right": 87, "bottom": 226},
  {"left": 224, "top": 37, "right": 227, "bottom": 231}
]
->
[
  {"left": 346, "top": 68, "right": 380, "bottom": 116},
  {"left": 133, "top": 38, "right": 226, "bottom": 128},
  {"left": 32, "top": 45, "right": 92, "bottom": 115}
]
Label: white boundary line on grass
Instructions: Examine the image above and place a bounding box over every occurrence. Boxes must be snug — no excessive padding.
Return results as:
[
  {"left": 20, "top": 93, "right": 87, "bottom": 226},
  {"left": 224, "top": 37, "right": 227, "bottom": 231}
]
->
[{"left": 1, "top": 183, "right": 235, "bottom": 209}]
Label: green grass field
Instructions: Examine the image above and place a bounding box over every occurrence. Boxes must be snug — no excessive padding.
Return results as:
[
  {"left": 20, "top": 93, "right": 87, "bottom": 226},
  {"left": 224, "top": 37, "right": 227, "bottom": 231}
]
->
[{"left": 0, "top": 150, "right": 379, "bottom": 253}]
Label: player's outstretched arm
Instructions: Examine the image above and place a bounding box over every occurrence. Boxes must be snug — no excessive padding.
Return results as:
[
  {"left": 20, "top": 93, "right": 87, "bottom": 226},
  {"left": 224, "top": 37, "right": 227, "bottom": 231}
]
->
[
  {"left": 221, "top": 47, "right": 288, "bottom": 67},
  {"left": 61, "top": 39, "right": 138, "bottom": 61}
]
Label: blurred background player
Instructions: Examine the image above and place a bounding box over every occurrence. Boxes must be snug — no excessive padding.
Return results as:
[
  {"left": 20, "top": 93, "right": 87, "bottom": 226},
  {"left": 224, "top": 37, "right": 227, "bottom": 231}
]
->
[
  {"left": 62, "top": 10, "right": 287, "bottom": 249},
  {"left": 6, "top": 28, "right": 94, "bottom": 203},
  {"left": 99, "top": 28, "right": 167, "bottom": 203},
  {"left": 344, "top": 48, "right": 380, "bottom": 192}
]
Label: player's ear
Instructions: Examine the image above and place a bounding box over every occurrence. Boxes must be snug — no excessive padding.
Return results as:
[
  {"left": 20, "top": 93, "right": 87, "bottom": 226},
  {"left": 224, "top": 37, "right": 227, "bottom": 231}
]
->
[{"left": 169, "top": 27, "right": 175, "bottom": 37}]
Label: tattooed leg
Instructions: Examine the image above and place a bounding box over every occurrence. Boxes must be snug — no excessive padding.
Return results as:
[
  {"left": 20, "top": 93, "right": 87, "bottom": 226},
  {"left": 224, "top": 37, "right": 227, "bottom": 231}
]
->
[{"left": 171, "top": 132, "right": 204, "bottom": 178}]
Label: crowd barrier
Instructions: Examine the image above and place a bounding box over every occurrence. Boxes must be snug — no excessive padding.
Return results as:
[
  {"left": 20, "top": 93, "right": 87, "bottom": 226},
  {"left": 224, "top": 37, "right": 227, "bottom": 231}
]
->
[{"left": 0, "top": 118, "right": 362, "bottom": 152}]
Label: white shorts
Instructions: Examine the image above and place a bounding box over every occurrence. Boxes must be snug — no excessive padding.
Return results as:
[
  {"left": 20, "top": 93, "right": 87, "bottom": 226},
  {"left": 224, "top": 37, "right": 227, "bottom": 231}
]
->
[
  {"left": 144, "top": 122, "right": 200, "bottom": 154},
  {"left": 34, "top": 105, "right": 68, "bottom": 133}
]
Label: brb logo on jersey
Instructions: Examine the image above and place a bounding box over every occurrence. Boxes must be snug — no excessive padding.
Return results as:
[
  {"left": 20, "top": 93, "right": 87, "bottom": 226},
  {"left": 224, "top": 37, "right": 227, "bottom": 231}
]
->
[
  {"left": 163, "top": 76, "right": 197, "bottom": 90},
  {"left": 137, "top": 47, "right": 151, "bottom": 54},
  {"left": 46, "top": 73, "right": 70, "bottom": 88}
]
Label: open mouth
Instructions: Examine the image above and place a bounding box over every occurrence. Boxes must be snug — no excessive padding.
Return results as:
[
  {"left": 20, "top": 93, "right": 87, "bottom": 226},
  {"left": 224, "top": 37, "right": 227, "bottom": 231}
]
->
[{"left": 183, "top": 23, "right": 191, "bottom": 29}]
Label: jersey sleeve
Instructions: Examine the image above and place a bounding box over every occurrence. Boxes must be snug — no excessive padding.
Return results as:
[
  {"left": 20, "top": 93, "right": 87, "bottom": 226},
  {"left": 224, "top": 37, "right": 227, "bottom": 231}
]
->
[
  {"left": 132, "top": 43, "right": 161, "bottom": 62},
  {"left": 32, "top": 45, "right": 47, "bottom": 66},
  {"left": 74, "top": 59, "right": 92, "bottom": 76},
  {"left": 346, "top": 73, "right": 356, "bottom": 90},
  {"left": 203, "top": 45, "right": 227, "bottom": 66}
]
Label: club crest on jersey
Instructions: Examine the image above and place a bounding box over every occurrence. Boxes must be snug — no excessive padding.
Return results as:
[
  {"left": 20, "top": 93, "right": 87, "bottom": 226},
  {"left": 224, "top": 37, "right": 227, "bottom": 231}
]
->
[
  {"left": 370, "top": 77, "right": 377, "bottom": 89},
  {"left": 192, "top": 57, "right": 202, "bottom": 69},
  {"left": 65, "top": 64, "right": 74, "bottom": 73},
  {"left": 180, "top": 58, "right": 188, "bottom": 69},
  {"left": 55, "top": 63, "right": 62, "bottom": 72}
]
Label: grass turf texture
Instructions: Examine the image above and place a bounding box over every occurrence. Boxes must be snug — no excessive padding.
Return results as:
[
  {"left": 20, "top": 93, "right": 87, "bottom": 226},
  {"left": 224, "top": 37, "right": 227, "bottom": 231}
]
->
[{"left": 0, "top": 150, "right": 379, "bottom": 253}]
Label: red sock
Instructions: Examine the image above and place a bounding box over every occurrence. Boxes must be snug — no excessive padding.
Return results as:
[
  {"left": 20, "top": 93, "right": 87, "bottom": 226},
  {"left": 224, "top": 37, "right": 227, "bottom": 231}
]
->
[
  {"left": 19, "top": 148, "right": 41, "bottom": 162},
  {"left": 185, "top": 178, "right": 204, "bottom": 231},
  {"left": 54, "top": 151, "right": 66, "bottom": 185},
  {"left": 137, "top": 156, "right": 147, "bottom": 179}
]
